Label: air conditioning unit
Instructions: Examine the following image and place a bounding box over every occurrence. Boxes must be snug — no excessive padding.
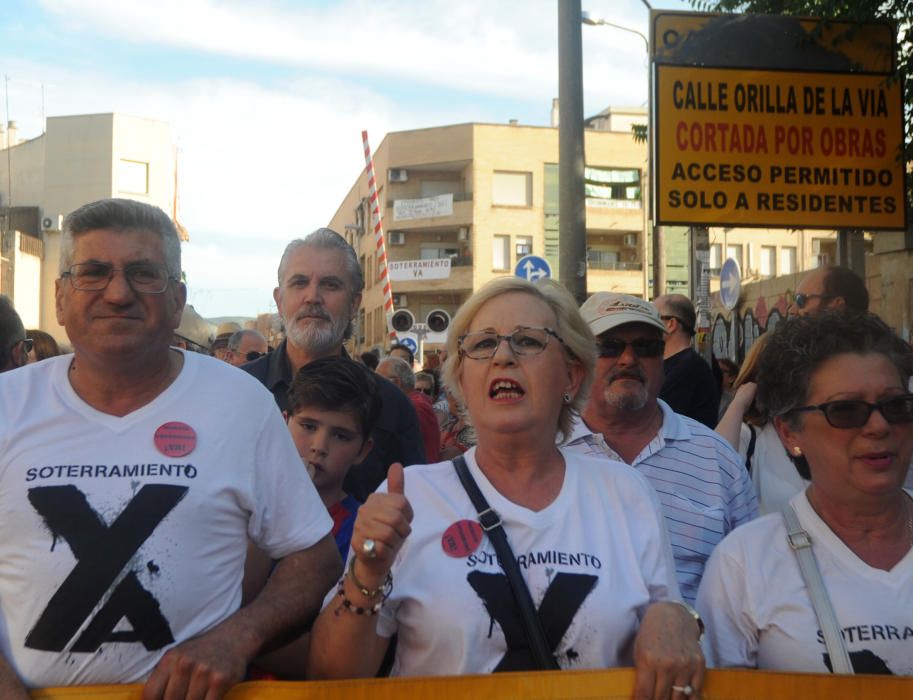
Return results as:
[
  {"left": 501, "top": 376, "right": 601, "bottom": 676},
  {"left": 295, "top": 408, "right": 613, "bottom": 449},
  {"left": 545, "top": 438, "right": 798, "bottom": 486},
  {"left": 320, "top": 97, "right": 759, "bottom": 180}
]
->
[
  {"left": 388, "top": 231, "right": 405, "bottom": 246},
  {"left": 458, "top": 227, "right": 469, "bottom": 242},
  {"left": 41, "top": 214, "right": 63, "bottom": 231},
  {"left": 388, "top": 168, "right": 409, "bottom": 183},
  {"left": 393, "top": 293, "right": 408, "bottom": 307},
  {"left": 623, "top": 234, "right": 637, "bottom": 247}
]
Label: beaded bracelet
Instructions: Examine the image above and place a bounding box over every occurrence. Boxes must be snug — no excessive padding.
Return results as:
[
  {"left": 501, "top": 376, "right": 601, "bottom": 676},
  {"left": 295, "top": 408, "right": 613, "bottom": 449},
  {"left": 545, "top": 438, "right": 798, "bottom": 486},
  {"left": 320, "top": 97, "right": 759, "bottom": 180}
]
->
[
  {"left": 334, "top": 577, "right": 384, "bottom": 616},
  {"left": 334, "top": 561, "right": 394, "bottom": 617},
  {"left": 348, "top": 557, "right": 393, "bottom": 599}
]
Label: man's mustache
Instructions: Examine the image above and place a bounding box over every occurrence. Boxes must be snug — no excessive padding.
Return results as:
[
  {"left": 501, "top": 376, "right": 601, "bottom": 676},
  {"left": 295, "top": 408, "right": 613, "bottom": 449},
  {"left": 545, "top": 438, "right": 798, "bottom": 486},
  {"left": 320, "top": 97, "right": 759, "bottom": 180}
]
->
[
  {"left": 294, "top": 305, "right": 330, "bottom": 322},
  {"left": 608, "top": 368, "right": 645, "bottom": 383}
]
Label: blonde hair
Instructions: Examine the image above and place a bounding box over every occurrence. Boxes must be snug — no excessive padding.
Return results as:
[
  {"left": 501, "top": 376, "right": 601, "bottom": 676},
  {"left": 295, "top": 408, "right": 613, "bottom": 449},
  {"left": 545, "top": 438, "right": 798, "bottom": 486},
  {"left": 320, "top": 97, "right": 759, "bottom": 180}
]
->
[
  {"left": 734, "top": 332, "right": 771, "bottom": 426},
  {"left": 442, "top": 277, "right": 596, "bottom": 442}
]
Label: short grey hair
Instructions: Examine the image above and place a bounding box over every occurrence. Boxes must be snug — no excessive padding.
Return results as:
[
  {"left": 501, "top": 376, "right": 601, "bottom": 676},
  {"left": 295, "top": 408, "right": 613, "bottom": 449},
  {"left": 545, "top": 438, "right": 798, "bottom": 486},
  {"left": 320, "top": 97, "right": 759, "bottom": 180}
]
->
[
  {"left": 442, "top": 277, "right": 596, "bottom": 443},
  {"left": 277, "top": 228, "right": 364, "bottom": 294},
  {"left": 379, "top": 356, "right": 415, "bottom": 391},
  {"left": 59, "top": 198, "right": 182, "bottom": 278},
  {"left": 227, "top": 329, "right": 264, "bottom": 352}
]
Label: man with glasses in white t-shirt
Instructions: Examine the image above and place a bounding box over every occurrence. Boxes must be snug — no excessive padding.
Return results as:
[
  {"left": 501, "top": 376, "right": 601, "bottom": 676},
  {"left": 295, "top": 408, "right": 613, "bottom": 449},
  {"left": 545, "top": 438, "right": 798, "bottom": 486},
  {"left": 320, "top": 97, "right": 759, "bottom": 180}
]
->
[{"left": 0, "top": 198, "right": 339, "bottom": 699}]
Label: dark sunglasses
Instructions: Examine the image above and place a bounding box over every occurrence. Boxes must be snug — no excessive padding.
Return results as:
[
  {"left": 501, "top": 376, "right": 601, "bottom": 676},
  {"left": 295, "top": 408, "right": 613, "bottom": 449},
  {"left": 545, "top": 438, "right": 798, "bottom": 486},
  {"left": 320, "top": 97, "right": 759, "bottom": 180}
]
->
[
  {"left": 793, "top": 293, "right": 830, "bottom": 310},
  {"left": 417, "top": 387, "right": 434, "bottom": 396},
  {"left": 245, "top": 351, "right": 266, "bottom": 361},
  {"left": 597, "top": 338, "right": 665, "bottom": 359},
  {"left": 21, "top": 337, "right": 34, "bottom": 354},
  {"left": 790, "top": 394, "right": 913, "bottom": 429}
]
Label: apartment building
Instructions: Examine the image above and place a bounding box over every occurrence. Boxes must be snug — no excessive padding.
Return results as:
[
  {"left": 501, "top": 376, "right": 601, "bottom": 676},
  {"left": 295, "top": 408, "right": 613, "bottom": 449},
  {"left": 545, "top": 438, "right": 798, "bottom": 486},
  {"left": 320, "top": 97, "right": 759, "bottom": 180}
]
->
[
  {"left": 0, "top": 113, "right": 175, "bottom": 343},
  {"left": 329, "top": 117, "right": 650, "bottom": 354},
  {"left": 329, "top": 112, "right": 849, "bottom": 355}
]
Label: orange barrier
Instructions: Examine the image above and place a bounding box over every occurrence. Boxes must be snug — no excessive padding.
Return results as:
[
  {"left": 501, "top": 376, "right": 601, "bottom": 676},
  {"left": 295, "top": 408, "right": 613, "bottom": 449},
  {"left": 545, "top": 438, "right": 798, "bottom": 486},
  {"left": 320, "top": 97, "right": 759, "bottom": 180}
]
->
[{"left": 30, "top": 668, "right": 913, "bottom": 700}]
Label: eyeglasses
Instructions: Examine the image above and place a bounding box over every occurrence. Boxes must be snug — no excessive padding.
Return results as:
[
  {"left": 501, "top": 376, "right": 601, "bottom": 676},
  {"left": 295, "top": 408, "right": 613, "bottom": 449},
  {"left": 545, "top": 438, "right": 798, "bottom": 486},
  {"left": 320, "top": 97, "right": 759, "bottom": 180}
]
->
[
  {"left": 245, "top": 351, "right": 267, "bottom": 361},
  {"left": 13, "top": 338, "right": 33, "bottom": 354},
  {"left": 793, "top": 293, "right": 830, "bottom": 310},
  {"left": 597, "top": 337, "right": 665, "bottom": 359},
  {"left": 790, "top": 394, "right": 913, "bottom": 429},
  {"left": 458, "top": 326, "right": 565, "bottom": 360},
  {"left": 417, "top": 387, "right": 434, "bottom": 396},
  {"left": 62, "top": 262, "right": 176, "bottom": 294}
]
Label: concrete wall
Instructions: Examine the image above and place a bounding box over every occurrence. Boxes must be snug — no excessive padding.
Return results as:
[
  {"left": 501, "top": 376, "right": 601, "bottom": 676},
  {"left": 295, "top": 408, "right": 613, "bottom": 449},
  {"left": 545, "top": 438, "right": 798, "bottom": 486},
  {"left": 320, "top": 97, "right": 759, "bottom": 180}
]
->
[
  {"left": 0, "top": 137, "right": 46, "bottom": 206},
  {"left": 13, "top": 232, "right": 41, "bottom": 328}
]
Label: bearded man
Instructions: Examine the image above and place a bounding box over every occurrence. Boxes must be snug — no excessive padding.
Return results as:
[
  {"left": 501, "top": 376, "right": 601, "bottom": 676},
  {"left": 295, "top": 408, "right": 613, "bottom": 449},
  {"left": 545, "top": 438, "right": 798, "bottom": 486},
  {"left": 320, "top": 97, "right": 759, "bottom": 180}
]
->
[{"left": 244, "top": 229, "right": 425, "bottom": 500}]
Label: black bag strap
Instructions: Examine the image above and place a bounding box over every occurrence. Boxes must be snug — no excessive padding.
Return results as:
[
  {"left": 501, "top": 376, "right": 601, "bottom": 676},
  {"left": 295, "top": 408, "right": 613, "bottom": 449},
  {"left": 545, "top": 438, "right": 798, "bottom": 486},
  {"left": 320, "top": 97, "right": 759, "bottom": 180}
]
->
[
  {"left": 452, "top": 455, "right": 559, "bottom": 670},
  {"left": 745, "top": 424, "right": 757, "bottom": 474}
]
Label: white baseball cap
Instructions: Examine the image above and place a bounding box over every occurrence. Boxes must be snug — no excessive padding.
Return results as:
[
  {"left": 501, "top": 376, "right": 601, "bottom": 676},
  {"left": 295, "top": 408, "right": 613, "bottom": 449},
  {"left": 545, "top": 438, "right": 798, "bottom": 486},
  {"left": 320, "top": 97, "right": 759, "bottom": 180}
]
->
[{"left": 579, "top": 292, "right": 666, "bottom": 337}]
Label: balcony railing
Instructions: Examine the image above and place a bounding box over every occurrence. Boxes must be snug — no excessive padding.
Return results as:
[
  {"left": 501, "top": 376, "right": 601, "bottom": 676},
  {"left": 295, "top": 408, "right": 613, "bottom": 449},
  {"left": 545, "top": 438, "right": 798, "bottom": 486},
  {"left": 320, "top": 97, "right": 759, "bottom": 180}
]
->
[
  {"left": 587, "top": 260, "right": 643, "bottom": 271},
  {"left": 387, "top": 192, "right": 473, "bottom": 208}
]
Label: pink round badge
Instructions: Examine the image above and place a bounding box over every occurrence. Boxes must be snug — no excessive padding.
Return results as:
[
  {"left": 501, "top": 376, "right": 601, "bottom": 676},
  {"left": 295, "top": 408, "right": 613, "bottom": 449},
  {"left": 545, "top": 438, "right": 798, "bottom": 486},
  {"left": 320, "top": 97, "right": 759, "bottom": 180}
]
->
[
  {"left": 154, "top": 422, "right": 197, "bottom": 457},
  {"left": 441, "top": 519, "right": 484, "bottom": 558}
]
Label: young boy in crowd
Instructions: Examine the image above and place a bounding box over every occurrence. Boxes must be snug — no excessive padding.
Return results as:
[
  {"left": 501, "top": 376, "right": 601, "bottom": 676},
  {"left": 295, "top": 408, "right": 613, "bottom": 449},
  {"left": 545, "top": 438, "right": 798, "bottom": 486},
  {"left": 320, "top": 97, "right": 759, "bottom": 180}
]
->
[
  {"left": 243, "top": 356, "right": 382, "bottom": 678},
  {"left": 285, "top": 356, "right": 381, "bottom": 558}
]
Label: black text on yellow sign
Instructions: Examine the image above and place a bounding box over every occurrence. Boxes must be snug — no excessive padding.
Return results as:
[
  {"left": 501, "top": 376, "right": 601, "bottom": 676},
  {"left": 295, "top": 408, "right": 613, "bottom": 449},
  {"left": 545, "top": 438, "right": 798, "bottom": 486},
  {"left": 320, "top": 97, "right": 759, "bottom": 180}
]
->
[{"left": 655, "top": 66, "right": 906, "bottom": 230}]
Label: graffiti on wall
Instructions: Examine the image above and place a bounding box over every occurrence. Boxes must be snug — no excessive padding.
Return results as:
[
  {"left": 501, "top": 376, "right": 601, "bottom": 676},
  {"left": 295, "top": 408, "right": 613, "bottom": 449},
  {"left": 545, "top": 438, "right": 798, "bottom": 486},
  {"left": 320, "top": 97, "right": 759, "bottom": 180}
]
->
[{"left": 711, "top": 289, "right": 793, "bottom": 362}]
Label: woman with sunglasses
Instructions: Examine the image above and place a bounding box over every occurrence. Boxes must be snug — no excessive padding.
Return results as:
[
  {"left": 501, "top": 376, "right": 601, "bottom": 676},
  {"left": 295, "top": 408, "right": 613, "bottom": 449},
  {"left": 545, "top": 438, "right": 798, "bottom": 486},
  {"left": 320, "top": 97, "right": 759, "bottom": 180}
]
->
[
  {"left": 697, "top": 312, "right": 913, "bottom": 675},
  {"left": 309, "top": 278, "right": 704, "bottom": 697}
]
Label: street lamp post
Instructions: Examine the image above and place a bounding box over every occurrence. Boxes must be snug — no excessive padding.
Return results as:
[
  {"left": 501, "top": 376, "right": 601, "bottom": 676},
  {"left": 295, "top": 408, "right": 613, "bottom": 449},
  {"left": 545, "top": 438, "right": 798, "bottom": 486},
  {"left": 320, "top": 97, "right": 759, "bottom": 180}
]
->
[
  {"left": 558, "top": 0, "right": 587, "bottom": 305},
  {"left": 582, "top": 4, "right": 664, "bottom": 299}
]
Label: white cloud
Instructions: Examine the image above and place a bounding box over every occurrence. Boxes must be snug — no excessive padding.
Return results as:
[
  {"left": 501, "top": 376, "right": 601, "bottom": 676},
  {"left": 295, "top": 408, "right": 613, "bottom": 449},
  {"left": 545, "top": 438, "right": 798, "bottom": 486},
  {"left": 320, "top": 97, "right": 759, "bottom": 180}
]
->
[
  {"left": 7, "top": 0, "right": 682, "bottom": 317},
  {"left": 39, "top": 0, "right": 660, "bottom": 106},
  {"left": 40, "top": 0, "right": 557, "bottom": 100}
]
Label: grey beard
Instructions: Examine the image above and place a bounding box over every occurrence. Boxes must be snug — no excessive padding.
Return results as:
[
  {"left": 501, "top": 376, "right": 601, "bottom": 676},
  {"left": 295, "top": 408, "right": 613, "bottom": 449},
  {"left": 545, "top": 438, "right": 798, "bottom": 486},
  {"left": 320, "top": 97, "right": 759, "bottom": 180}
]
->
[
  {"left": 285, "top": 315, "right": 348, "bottom": 355},
  {"left": 604, "top": 384, "right": 649, "bottom": 412}
]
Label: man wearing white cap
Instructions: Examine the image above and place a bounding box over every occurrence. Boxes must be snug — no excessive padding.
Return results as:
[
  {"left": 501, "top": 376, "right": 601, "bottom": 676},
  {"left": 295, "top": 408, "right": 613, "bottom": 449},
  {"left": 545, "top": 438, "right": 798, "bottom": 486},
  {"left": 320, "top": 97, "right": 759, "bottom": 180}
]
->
[{"left": 566, "top": 292, "right": 758, "bottom": 603}]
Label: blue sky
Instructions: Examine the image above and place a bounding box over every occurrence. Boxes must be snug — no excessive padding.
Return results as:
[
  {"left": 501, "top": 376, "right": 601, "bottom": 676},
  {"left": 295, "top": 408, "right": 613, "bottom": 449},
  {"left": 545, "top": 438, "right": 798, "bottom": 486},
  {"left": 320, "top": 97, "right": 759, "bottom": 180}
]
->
[{"left": 1, "top": 0, "right": 689, "bottom": 319}]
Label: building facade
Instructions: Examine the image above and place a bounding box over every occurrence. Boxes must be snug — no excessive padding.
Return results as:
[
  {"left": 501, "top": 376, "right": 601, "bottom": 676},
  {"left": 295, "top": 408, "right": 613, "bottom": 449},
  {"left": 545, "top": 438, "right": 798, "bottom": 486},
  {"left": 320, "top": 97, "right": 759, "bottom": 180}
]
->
[
  {"left": 329, "top": 119, "right": 650, "bottom": 355},
  {"left": 0, "top": 113, "right": 175, "bottom": 343},
  {"left": 329, "top": 115, "right": 846, "bottom": 358}
]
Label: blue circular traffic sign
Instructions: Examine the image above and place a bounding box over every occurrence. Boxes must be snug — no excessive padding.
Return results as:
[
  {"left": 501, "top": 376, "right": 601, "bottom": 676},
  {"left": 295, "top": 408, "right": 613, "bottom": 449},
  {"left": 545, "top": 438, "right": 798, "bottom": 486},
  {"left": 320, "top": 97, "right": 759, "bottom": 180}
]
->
[
  {"left": 514, "top": 255, "right": 551, "bottom": 282},
  {"left": 719, "top": 258, "right": 741, "bottom": 310},
  {"left": 398, "top": 337, "right": 418, "bottom": 354}
]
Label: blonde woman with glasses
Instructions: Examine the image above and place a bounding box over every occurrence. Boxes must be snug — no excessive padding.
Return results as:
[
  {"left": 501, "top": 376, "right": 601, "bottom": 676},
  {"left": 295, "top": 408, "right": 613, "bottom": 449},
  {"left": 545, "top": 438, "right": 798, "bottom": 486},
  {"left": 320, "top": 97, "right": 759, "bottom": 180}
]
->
[{"left": 308, "top": 278, "right": 705, "bottom": 699}]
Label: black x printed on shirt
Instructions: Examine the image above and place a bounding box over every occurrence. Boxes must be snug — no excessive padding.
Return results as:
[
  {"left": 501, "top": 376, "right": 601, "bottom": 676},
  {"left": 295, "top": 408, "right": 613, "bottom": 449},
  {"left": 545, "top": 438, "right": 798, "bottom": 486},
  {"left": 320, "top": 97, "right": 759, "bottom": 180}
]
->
[{"left": 25, "top": 484, "right": 188, "bottom": 653}]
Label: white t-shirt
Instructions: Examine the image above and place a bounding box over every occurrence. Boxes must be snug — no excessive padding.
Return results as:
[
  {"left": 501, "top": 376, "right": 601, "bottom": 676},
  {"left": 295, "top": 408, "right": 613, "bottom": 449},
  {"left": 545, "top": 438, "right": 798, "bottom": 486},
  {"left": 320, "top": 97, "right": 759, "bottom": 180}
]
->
[
  {"left": 0, "top": 351, "right": 332, "bottom": 687},
  {"left": 365, "top": 447, "right": 679, "bottom": 675},
  {"left": 696, "top": 489, "right": 913, "bottom": 675},
  {"left": 738, "top": 423, "right": 808, "bottom": 515}
]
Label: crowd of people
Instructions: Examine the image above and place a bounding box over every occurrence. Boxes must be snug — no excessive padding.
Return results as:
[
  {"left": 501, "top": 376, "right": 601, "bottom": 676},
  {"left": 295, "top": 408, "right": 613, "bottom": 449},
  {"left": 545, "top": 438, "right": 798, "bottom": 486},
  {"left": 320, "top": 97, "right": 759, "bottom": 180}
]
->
[{"left": 0, "top": 197, "right": 911, "bottom": 699}]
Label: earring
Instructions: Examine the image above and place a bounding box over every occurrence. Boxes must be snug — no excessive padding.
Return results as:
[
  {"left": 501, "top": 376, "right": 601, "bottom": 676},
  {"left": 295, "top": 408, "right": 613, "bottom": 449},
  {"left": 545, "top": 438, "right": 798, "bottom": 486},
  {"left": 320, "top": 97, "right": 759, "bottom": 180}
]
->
[
  {"left": 563, "top": 393, "right": 572, "bottom": 404},
  {"left": 793, "top": 446, "right": 803, "bottom": 456}
]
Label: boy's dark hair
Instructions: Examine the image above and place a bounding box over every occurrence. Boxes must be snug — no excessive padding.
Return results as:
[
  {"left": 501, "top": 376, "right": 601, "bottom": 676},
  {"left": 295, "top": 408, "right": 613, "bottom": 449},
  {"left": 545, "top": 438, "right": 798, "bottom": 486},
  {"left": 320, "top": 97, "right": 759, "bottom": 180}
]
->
[{"left": 287, "top": 357, "right": 382, "bottom": 442}]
